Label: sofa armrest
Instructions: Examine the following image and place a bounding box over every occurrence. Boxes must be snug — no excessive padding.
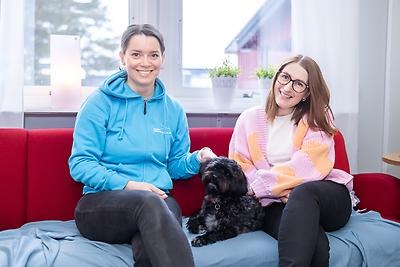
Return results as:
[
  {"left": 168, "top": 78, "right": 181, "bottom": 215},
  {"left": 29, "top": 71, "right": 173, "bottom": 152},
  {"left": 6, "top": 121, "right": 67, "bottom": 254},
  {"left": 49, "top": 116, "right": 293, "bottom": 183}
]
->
[{"left": 353, "top": 173, "right": 400, "bottom": 222}]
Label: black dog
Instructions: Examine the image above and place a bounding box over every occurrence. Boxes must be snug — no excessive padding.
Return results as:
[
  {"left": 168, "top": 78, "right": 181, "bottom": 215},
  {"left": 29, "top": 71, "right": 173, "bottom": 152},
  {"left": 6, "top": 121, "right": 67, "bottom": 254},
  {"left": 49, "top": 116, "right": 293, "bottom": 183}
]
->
[{"left": 186, "top": 157, "right": 264, "bottom": 247}]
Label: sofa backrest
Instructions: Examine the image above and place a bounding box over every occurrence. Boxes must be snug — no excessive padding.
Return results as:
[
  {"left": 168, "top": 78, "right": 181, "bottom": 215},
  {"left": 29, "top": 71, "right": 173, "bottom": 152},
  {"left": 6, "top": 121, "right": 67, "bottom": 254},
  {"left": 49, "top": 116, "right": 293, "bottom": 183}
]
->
[
  {"left": 26, "top": 129, "right": 82, "bottom": 223},
  {"left": 332, "top": 130, "right": 350, "bottom": 173},
  {"left": 0, "top": 129, "right": 27, "bottom": 230},
  {"left": 171, "top": 128, "right": 235, "bottom": 216},
  {"left": 0, "top": 127, "right": 352, "bottom": 230}
]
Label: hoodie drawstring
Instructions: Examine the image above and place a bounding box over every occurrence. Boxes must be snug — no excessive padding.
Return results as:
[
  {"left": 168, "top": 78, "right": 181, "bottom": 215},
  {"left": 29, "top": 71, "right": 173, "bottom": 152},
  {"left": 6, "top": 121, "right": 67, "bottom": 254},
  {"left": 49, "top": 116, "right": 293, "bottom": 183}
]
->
[
  {"left": 118, "top": 99, "right": 128, "bottom": 140},
  {"left": 163, "top": 96, "right": 169, "bottom": 161}
]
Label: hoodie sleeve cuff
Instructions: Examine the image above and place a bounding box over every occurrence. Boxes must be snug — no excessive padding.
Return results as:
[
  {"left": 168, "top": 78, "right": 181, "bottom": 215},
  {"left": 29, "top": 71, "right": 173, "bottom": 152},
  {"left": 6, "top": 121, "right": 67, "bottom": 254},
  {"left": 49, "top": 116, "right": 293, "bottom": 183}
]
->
[
  {"left": 195, "top": 150, "right": 201, "bottom": 163},
  {"left": 190, "top": 151, "right": 201, "bottom": 172},
  {"left": 108, "top": 174, "right": 130, "bottom": 191}
]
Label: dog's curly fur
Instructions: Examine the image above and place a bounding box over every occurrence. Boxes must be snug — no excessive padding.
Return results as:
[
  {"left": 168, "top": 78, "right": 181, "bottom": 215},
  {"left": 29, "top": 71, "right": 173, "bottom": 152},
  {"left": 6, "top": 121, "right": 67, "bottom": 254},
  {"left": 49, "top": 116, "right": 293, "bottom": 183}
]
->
[{"left": 186, "top": 157, "right": 264, "bottom": 247}]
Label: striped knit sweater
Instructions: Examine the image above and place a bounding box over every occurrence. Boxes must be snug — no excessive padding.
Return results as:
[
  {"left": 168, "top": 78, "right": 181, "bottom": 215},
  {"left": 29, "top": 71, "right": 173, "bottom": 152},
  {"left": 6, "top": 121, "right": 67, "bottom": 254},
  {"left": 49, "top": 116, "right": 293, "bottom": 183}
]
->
[{"left": 229, "top": 106, "right": 353, "bottom": 207}]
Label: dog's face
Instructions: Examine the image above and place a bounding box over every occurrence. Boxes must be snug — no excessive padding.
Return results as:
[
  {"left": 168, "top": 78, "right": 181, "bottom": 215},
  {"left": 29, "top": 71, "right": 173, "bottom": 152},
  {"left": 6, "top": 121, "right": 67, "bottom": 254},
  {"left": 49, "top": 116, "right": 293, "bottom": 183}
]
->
[{"left": 199, "top": 157, "right": 247, "bottom": 197}]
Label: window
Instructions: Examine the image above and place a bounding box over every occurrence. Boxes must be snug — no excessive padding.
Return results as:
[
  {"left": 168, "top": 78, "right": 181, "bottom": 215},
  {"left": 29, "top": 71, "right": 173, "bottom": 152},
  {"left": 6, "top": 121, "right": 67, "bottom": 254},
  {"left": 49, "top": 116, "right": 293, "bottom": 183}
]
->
[
  {"left": 24, "top": 0, "right": 128, "bottom": 87},
  {"left": 23, "top": 0, "right": 291, "bottom": 109},
  {"left": 181, "top": 0, "right": 291, "bottom": 91},
  {"left": 148, "top": 0, "right": 292, "bottom": 99}
]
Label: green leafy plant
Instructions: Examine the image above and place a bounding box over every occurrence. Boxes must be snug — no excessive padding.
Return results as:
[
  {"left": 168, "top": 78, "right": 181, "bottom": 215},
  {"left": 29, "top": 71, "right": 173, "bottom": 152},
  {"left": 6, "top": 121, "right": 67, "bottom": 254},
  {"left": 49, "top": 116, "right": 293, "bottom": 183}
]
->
[
  {"left": 255, "top": 65, "right": 277, "bottom": 79},
  {"left": 209, "top": 58, "right": 240, "bottom": 78}
]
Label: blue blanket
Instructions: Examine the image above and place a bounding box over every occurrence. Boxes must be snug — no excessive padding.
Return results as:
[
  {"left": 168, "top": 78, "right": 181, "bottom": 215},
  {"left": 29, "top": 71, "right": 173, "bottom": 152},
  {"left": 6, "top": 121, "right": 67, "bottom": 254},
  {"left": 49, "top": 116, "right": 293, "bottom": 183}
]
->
[{"left": 0, "top": 211, "right": 399, "bottom": 267}]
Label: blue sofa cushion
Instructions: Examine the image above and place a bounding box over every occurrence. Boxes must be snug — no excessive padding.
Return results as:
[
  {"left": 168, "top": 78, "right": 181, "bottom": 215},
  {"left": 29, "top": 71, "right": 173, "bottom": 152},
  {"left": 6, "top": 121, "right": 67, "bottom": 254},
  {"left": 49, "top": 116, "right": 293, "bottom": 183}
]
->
[{"left": 0, "top": 211, "right": 399, "bottom": 267}]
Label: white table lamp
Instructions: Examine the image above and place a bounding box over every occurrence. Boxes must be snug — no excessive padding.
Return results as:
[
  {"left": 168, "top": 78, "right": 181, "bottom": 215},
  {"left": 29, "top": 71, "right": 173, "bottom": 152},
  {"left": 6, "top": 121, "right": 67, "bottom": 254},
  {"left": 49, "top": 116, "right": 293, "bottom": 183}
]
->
[{"left": 50, "top": 34, "right": 82, "bottom": 109}]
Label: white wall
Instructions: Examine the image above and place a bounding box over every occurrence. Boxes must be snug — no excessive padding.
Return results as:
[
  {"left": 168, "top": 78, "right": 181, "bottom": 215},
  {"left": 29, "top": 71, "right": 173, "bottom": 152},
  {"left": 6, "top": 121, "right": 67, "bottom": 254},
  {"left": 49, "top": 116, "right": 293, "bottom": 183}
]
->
[
  {"left": 383, "top": 0, "right": 400, "bottom": 177},
  {"left": 358, "top": 0, "right": 400, "bottom": 177}
]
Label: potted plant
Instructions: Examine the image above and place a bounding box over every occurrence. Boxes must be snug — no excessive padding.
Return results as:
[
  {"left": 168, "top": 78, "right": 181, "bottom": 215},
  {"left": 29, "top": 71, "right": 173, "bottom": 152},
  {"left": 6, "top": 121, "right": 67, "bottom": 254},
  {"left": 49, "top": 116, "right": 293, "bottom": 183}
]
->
[
  {"left": 210, "top": 58, "right": 240, "bottom": 81},
  {"left": 255, "top": 64, "right": 277, "bottom": 80},
  {"left": 209, "top": 58, "right": 240, "bottom": 109},
  {"left": 255, "top": 64, "right": 277, "bottom": 102}
]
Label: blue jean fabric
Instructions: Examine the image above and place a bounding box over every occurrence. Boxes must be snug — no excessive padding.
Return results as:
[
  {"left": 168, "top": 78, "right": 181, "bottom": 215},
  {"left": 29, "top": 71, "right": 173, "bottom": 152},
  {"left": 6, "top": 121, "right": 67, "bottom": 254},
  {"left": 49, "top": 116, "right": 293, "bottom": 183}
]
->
[
  {"left": 262, "top": 181, "right": 352, "bottom": 267},
  {"left": 74, "top": 190, "right": 194, "bottom": 267}
]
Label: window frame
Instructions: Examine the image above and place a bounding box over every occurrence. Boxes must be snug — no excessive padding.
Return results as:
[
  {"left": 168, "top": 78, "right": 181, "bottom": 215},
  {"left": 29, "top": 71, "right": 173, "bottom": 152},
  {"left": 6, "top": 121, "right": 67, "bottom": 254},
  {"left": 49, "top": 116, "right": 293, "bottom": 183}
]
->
[{"left": 131, "top": 0, "right": 188, "bottom": 97}]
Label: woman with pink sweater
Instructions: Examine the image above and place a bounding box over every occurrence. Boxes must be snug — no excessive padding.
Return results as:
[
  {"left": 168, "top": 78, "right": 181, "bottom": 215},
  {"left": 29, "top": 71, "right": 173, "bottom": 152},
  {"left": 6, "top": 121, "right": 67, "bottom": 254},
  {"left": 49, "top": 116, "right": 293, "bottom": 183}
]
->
[{"left": 229, "top": 55, "right": 355, "bottom": 267}]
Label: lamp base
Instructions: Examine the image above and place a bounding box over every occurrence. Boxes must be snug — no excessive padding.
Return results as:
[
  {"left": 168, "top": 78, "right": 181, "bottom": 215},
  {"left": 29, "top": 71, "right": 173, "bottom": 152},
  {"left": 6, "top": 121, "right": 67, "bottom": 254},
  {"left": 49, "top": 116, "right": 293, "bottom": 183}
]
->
[{"left": 50, "top": 89, "right": 82, "bottom": 109}]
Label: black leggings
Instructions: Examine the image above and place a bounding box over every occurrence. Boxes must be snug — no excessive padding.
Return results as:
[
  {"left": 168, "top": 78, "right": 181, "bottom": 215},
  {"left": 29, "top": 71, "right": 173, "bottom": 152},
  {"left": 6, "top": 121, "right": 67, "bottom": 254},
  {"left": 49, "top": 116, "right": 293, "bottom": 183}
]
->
[
  {"left": 262, "top": 181, "right": 352, "bottom": 267},
  {"left": 74, "top": 190, "right": 194, "bottom": 267}
]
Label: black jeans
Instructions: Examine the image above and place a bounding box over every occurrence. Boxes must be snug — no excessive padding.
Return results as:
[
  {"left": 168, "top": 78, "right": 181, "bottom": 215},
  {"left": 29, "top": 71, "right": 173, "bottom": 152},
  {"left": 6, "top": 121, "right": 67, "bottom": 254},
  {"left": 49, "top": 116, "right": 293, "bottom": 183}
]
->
[
  {"left": 262, "top": 181, "right": 352, "bottom": 267},
  {"left": 74, "top": 190, "right": 195, "bottom": 267}
]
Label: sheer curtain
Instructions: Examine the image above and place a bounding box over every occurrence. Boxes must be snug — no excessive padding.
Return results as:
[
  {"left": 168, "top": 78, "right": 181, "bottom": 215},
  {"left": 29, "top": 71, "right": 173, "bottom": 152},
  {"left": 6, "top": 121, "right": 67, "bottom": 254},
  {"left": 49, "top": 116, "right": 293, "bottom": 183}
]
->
[
  {"left": 0, "top": 0, "right": 24, "bottom": 128},
  {"left": 291, "top": 0, "right": 359, "bottom": 172}
]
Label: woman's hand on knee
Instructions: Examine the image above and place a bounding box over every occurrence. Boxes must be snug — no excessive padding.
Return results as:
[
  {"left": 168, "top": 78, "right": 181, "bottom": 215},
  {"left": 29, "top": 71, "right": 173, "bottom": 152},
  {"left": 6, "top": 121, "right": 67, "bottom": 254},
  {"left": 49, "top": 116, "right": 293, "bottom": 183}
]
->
[
  {"left": 280, "top": 192, "right": 290, "bottom": 203},
  {"left": 280, "top": 196, "right": 289, "bottom": 203},
  {"left": 124, "top": 181, "right": 168, "bottom": 199}
]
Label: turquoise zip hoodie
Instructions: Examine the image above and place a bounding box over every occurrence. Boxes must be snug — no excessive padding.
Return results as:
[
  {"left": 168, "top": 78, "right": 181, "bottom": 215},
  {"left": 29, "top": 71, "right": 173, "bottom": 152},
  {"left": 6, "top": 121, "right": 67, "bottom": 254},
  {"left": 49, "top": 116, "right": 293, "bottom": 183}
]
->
[{"left": 68, "top": 70, "right": 200, "bottom": 194}]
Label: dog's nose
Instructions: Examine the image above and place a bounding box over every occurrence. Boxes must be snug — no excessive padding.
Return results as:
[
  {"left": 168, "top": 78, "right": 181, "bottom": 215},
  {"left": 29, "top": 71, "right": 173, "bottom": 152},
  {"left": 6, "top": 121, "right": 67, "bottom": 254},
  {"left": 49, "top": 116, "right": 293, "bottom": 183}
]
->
[{"left": 205, "top": 183, "right": 218, "bottom": 195}]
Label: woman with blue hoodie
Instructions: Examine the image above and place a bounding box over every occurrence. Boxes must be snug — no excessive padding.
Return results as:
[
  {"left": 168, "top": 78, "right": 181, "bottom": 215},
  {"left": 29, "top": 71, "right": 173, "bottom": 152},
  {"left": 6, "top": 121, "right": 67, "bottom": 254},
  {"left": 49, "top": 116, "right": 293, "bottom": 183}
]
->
[{"left": 68, "top": 24, "right": 216, "bottom": 267}]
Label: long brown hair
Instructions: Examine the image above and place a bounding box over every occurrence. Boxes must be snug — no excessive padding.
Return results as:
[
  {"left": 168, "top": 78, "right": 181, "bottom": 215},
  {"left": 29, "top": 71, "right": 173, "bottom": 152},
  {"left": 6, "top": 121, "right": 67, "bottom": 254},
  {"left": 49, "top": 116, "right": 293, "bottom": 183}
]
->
[{"left": 265, "top": 55, "right": 336, "bottom": 136}]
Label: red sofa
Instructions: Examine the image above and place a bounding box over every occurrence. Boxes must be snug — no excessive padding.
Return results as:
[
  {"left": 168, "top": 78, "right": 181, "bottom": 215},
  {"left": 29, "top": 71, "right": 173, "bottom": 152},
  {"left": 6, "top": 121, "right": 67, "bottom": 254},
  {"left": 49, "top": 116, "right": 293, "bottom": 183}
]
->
[{"left": 1, "top": 127, "right": 399, "bottom": 231}]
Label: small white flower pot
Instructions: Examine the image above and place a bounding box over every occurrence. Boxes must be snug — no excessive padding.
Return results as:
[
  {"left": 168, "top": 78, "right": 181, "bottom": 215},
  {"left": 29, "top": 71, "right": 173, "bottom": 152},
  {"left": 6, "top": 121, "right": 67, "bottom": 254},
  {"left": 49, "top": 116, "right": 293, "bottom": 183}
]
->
[{"left": 211, "top": 77, "right": 237, "bottom": 109}]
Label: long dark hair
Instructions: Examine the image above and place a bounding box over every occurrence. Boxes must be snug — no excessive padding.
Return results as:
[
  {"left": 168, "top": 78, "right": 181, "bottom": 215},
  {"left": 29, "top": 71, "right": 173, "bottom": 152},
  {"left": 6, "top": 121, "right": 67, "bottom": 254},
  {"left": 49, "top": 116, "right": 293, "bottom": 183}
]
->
[{"left": 265, "top": 55, "right": 336, "bottom": 135}]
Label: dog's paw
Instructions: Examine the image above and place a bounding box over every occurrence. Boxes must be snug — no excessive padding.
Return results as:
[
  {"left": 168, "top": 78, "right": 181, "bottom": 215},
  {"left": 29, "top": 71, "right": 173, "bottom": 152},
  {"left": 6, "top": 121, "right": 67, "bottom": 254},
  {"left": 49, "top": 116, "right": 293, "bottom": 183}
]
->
[
  {"left": 186, "top": 218, "right": 201, "bottom": 234},
  {"left": 191, "top": 236, "right": 210, "bottom": 247}
]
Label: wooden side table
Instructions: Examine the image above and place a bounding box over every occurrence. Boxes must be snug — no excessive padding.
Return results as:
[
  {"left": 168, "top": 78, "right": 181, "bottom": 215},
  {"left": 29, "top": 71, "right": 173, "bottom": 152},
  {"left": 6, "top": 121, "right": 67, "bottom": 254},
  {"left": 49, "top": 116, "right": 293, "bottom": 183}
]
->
[{"left": 382, "top": 152, "right": 400, "bottom": 166}]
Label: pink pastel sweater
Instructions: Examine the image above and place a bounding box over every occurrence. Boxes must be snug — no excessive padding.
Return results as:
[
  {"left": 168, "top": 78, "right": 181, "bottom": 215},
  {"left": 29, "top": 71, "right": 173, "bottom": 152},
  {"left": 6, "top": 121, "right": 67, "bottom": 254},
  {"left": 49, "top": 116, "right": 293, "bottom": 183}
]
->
[{"left": 229, "top": 106, "right": 353, "bottom": 207}]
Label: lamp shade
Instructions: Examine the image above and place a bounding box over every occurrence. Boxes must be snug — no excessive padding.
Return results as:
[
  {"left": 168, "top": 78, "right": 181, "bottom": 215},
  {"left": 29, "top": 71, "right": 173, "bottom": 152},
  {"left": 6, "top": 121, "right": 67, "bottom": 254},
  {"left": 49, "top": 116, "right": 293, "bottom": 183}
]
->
[{"left": 50, "top": 34, "right": 82, "bottom": 109}]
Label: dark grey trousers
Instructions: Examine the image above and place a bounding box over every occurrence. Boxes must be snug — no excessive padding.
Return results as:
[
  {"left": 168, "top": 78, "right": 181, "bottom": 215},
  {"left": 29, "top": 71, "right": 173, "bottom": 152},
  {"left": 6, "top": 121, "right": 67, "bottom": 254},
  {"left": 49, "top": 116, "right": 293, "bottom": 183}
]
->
[
  {"left": 262, "top": 180, "right": 352, "bottom": 267},
  {"left": 74, "top": 190, "right": 195, "bottom": 267}
]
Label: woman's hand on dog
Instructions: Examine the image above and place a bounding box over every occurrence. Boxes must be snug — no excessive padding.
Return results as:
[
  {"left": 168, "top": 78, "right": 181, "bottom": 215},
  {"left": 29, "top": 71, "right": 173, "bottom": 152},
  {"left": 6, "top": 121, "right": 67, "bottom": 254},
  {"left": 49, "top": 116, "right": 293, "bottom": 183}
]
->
[
  {"left": 198, "top": 147, "right": 217, "bottom": 162},
  {"left": 124, "top": 181, "right": 168, "bottom": 199}
]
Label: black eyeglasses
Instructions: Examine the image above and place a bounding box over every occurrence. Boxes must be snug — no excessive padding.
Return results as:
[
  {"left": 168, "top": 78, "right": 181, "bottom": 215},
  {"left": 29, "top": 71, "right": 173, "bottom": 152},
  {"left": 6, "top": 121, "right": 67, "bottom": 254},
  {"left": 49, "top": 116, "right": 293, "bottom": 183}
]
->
[{"left": 276, "top": 72, "right": 309, "bottom": 93}]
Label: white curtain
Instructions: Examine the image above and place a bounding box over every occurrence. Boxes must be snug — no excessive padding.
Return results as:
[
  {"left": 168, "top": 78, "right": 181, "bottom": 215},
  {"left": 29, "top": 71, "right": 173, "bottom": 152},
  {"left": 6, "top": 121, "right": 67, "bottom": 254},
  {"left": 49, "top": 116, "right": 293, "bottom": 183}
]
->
[
  {"left": 0, "top": 0, "right": 24, "bottom": 128},
  {"left": 291, "top": 0, "right": 359, "bottom": 172}
]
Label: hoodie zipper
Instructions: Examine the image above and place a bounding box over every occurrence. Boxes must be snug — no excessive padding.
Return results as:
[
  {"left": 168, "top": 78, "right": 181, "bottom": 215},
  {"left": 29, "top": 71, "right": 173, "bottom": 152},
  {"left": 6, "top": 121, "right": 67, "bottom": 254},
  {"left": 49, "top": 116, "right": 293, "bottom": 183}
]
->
[{"left": 143, "top": 99, "right": 147, "bottom": 115}]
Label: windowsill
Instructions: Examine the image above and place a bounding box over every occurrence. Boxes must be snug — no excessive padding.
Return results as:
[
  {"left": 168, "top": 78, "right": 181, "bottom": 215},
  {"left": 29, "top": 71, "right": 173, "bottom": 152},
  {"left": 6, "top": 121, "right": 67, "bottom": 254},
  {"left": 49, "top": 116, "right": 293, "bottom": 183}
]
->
[
  {"left": 24, "top": 86, "right": 264, "bottom": 114},
  {"left": 24, "top": 97, "right": 261, "bottom": 114},
  {"left": 179, "top": 96, "right": 262, "bottom": 114},
  {"left": 24, "top": 86, "right": 262, "bottom": 114}
]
